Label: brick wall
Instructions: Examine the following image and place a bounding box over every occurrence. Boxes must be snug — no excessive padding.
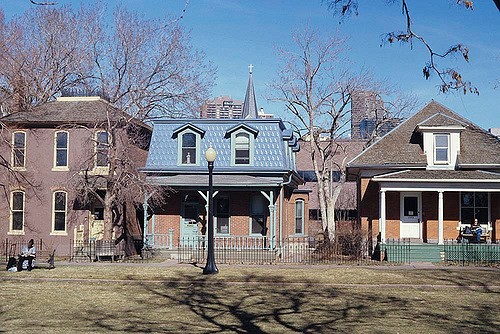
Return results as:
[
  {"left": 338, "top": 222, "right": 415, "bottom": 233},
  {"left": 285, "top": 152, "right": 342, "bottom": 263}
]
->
[{"left": 151, "top": 188, "right": 309, "bottom": 247}]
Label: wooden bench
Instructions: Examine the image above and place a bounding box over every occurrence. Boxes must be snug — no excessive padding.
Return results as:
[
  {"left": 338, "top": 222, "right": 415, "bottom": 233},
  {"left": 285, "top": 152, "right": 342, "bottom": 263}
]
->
[
  {"left": 460, "top": 232, "right": 490, "bottom": 243},
  {"left": 35, "top": 249, "right": 56, "bottom": 269}
]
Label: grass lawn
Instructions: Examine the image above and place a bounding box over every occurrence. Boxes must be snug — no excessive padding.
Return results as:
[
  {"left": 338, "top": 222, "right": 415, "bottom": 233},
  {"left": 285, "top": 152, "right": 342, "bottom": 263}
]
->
[{"left": 0, "top": 264, "right": 499, "bottom": 333}]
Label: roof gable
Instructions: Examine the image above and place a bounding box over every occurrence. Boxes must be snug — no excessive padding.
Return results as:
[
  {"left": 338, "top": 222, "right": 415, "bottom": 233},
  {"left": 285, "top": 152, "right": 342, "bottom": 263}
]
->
[
  {"left": 348, "top": 100, "right": 500, "bottom": 167},
  {"left": 224, "top": 123, "right": 259, "bottom": 138},
  {"left": 172, "top": 123, "right": 206, "bottom": 138}
]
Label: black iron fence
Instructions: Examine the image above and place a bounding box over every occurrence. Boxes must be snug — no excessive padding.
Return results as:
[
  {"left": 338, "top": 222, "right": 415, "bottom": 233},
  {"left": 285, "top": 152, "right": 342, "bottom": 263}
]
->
[
  {"left": 178, "top": 236, "right": 376, "bottom": 265},
  {"left": 71, "top": 240, "right": 126, "bottom": 262},
  {"left": 1, "top": 239, "right": 44, "bottom": 262},
  {"left": 444, "top": 240, "right": 500, "bottom": 266}
]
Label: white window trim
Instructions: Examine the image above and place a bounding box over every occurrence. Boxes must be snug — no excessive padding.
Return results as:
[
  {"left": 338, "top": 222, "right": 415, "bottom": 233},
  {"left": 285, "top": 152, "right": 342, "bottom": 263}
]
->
[
  {"left": 294, "top": 199, "right": 305, "bottom": 235},
  {"left": 51, "top": 190, "right": 68, "bottom": 235},
  {"left": 230, "top": 129, "right": 254, "bottom": 166},
  {"left": 11, "top": 131, "right": 27, "bottom": 170},
  {"left": 177, "top": 129, "right": 200, "bottom": 166},
  {"left": 433, "top": 133, "right": 450, "bottom": 165},
  {"left": 8, "top": 190, "right": 25, "bottom": 235},
  {"left": 53, "top": 130, "right": 69, "bottom": 171}
]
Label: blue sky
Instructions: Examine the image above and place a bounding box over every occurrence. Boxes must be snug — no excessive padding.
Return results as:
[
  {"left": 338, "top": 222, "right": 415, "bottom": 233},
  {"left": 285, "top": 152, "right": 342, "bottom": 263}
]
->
[{"left": 2, "top": 0, "right": 499, "bottom": 130}]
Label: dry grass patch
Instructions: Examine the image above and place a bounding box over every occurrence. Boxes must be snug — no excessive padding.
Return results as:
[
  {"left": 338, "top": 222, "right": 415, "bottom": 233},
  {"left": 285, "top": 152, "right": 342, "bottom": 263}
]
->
[{"left": 1, "top": 264, "right": 499, "bottom": 333}]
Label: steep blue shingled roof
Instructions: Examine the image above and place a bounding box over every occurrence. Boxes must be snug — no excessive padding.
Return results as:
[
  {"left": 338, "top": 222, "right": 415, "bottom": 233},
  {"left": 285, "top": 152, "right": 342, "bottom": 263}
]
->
[{"left": 144, "top": 118, "right": 294, "bottom": 172}]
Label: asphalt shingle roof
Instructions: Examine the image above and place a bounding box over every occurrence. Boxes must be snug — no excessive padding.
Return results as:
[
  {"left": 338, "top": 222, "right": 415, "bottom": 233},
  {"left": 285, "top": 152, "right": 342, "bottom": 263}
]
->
[
  {"left": 0, "top": 97, "right": 150, "bottom": 130},
  {"left": 349, "top": 101, "right": 500, "bottom": 166}
]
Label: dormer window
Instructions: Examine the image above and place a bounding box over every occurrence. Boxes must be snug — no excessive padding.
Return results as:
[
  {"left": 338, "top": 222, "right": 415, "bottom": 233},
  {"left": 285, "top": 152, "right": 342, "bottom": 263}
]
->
[
  {"left": 416, "top": 114, "right": 465, "bottom": 170},
  {"left": 172, "top": 123, "right": 205, "bottom": 166},
  {"left": 434, "top": 134, "right": 449, "bottom": 164},
  {"left": 181, "top": 132, "right": 197, "bottom": 165},
  {"left": 225, "top": 123, "right": 258, "bottom": 166}
]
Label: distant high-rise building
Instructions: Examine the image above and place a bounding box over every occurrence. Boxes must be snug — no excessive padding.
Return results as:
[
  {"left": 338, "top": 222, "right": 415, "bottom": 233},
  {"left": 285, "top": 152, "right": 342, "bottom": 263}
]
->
[
  {"left": 200, "top": 96, "right": 243, "bottom": 119},
  {"left": 201, "top": 65, "right": 272, "bottom": 119},
  {"left": 351, "top": 91, "right": 400, "bottom": 139}
]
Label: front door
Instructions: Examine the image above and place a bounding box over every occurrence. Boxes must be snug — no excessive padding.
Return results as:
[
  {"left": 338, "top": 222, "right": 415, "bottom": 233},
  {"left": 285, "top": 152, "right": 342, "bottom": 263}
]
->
[
  {"left": 180, "top": 202, "right": 200, "bottom": 246},
  {"left": 400, "top": 192, "right": 421, "bottom": 239}
]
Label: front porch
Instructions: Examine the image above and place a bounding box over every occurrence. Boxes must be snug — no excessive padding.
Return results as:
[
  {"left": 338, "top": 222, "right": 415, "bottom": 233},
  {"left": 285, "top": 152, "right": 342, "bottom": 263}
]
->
[{"left": 374, "top": 174, "right": 500, "bottom": 244}]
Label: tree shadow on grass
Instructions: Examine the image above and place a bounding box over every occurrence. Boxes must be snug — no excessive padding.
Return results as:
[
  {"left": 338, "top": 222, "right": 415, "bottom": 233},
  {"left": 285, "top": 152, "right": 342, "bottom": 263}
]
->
[{"left": 79, "top": 268, "right": 499, "bottom": 333}]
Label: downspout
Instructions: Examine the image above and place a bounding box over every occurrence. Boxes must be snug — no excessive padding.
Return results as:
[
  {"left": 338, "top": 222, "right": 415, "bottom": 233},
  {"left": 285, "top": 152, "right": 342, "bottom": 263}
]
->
[{"left": 279, "top": 173, "right": 294, "bottom": 257}]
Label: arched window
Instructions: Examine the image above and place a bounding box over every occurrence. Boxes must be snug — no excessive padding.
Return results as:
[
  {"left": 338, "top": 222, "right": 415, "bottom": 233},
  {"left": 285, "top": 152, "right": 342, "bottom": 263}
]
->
[
  {"left": 181, "top": 132, "right": 197, "bottom": 164},
  {"left": 295, "top": 199, "right": 305, "bottom": 235},
  {"left": 12, "top": 131, "right": 26, "bottom": 168},
  {"left": 234, "top": 132, "right": 250, "bottom": 165},
  {"left": 10, "top": 191, "right": 25, "bottom": 232},
  {"left": 53, "top": 191, "right": 67, "bottom": 233},
  {"left": 54, "top": 131, "right": 69, "bottom": 168}
]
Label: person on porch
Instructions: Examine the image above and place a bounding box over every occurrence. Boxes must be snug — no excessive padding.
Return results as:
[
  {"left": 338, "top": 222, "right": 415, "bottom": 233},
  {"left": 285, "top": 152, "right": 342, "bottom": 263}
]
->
[{"left": 471, "top": 219, "right": 483, "bottom": 244}]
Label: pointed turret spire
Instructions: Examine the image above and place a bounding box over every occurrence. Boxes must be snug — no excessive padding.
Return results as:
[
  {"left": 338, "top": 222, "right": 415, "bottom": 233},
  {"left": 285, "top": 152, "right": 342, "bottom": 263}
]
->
[{"left": 242, "top": 64, "right": 258, "bottom": 119}]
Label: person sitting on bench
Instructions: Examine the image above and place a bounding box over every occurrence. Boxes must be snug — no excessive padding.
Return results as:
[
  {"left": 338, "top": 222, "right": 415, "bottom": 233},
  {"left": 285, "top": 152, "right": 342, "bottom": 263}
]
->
[
  {"left": 471, "top": 219, "right": 483, "bottom": 244},
  {"left": 17, "top": 239, "right": 36, "bottom": 271}
]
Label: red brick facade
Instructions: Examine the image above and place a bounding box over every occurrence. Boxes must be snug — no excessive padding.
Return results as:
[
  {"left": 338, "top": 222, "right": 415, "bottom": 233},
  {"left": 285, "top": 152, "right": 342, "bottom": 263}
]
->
[
  {"left": 359, "top": 178, "right": 500, "bottom": 243},
  {"left": 148, "top": 189, "right": 309, "bottom": 247}
]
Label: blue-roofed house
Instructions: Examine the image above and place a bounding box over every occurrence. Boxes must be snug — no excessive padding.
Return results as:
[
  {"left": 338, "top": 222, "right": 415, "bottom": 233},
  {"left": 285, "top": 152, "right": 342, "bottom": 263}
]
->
[
  {"left": 141, "top": 118, "right": 305, "bottom": 248},
  {"left": 141, "top": 68, "right": 306, "bottom": 249}
]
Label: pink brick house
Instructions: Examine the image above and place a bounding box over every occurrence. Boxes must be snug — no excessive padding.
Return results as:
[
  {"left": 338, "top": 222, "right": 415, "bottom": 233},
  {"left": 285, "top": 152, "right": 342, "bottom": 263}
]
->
[{"left": 0, "top": 96, "right": 151, "bottom": 256}]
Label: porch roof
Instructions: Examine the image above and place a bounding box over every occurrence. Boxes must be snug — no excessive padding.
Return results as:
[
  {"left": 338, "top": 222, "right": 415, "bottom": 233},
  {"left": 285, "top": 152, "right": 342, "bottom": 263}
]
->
[
  {"left": 373, "top": 169, "right": 500, "bottom": 182},
  {"left": 145, "top": 174, "right": 286, "bottom": 188},
  {"left": 373, "top": 169, "right": 500, "bottom": 192}
]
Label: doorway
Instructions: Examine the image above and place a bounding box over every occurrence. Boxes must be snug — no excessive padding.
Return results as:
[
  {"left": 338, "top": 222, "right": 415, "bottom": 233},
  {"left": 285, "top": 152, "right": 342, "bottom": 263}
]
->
[{"left": 400, "top": 192, "right": 421, "bottom": 239}]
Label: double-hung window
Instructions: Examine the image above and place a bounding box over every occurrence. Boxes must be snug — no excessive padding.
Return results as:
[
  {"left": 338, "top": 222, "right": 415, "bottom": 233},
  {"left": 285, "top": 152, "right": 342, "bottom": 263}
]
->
[
  {"left": 53, "top": 191, "right": 67, "bottom": 233},
  {"left": 12, "top": 131, "right": 26, "bottom": 168},
  {"left": 234, "top": 133, "right": 250, "bottom": 165},
  {"left": 181, "top": 133, "right": 197, "bottom": 165},
  {"left": 295, "top": 199, "right": 304, "bottom": 234},
  {"left": 215, "top": 196, "right": 230, "bottom": 234},
  {"left": 434, "top": 134, "right": 449, "bottom": 164},
  {"left": 54, "top": 131, "right": 68, "bottom": 168},
  {"left": 10, "top": 191, "right": 25, "bottom": 233},
  {"left": 96, "top": 131, "right": 109, "bottom": 167}
]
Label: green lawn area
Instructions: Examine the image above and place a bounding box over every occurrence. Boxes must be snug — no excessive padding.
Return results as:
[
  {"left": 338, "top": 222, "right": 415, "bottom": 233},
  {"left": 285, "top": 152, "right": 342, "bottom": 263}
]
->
[{"left": 0, "top": 264, "right": 499, "bottom": 333}]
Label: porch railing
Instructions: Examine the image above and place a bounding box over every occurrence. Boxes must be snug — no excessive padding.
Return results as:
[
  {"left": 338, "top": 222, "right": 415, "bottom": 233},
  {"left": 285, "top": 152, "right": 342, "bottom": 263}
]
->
[{"left": 444, "top": 240, "right": 500, "bottom": 266}]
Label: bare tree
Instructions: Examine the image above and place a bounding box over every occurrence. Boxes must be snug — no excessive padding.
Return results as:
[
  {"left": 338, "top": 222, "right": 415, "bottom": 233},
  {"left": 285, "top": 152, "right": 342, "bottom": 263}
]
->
[
  {"left": 0, "top": 5, "right": 214, "bottom": 252},
  {"left": 323, "top": 0, "right": 485, "bottom": 94},
  {"left": 270, "top": 28, "right": 411, "bottom": 241}
]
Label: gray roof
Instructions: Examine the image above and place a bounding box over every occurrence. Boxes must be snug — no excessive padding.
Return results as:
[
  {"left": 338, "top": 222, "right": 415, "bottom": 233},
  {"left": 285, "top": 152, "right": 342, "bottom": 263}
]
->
[
  {"left": 146, "top": 174, "right": 285, "bottom": 188},
  {"left": 0, "top": 97, "right": 151, "bottom": 131},
  {"left": 348, "top": 101, "right": 500, "bottom": 167},
  {"left": 374, "top": 170, "right": 500, "bottom": 181},
  {"left": 242, "top": 70, "right": 258, "bottom": 119},
  {"left": 143, "top": 118, "right": 296, "bottom": 173}
]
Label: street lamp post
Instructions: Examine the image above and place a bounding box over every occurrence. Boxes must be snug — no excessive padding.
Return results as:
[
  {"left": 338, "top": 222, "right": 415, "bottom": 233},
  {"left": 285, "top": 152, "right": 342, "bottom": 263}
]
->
[{"left": 203, "top": 145, "right": 218, "bottom": 275}]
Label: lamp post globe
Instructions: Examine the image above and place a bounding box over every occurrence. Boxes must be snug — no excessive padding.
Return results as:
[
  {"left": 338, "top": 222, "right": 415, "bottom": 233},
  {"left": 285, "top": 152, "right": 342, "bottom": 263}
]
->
[{"left": 203, "top": 145, "right": 218, "bottom": 275}]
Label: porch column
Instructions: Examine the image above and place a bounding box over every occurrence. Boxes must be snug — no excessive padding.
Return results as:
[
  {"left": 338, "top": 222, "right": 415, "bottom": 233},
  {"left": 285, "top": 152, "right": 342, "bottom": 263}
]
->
[
  {"left": 260, "top": 190, "right": 275, "bottom": 249},
  {"left": 438, "top": 191, "right": 444, "bottom": 245},
  {"left": 379, "top": 190, "right": 386, "bottom": 243}
]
